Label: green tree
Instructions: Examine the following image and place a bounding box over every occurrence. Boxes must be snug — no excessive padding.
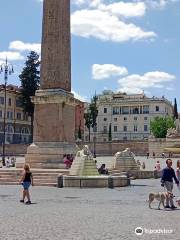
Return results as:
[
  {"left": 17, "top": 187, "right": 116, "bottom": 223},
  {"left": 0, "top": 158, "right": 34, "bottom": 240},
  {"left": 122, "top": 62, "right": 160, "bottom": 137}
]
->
[
  {"left": 84, "top": 112, "right": 92, "bottom": 142},
  {"left": 89, "top": 94, "right": 98, "bottom": 130},
  {"left": 19, "top": 51, "right": 40, "bottom": 142},
  {"left": 150, "top": 117, "right": 175, "bottom": 138},
  {"left": 173, "top": 98, "right": 178, "bottom": 119},
  {"left": 108, "top": 123, "right": 112, "bottom": 141}
]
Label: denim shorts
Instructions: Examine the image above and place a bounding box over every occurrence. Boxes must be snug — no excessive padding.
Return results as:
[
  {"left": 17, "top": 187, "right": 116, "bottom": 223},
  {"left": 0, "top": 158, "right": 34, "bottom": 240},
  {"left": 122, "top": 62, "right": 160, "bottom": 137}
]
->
[{"left": 22, "top": 182, "right": 31, "bottom": 190}]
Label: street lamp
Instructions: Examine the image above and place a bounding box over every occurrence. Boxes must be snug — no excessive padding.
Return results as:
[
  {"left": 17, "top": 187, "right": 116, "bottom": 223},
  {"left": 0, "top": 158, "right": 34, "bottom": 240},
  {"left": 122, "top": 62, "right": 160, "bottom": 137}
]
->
[{"left": 0, "top": 58, "right": 14, "bottom": 166}]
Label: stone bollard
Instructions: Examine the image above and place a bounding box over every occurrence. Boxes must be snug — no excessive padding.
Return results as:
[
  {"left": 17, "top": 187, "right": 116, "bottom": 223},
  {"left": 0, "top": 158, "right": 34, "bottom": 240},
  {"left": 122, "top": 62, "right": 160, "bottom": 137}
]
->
[
  {"left": 108, "top": 176, "right": 114, "bottom": 189},
  {"left": 57, "top": 175, "right": 64, "bottom": 188}
]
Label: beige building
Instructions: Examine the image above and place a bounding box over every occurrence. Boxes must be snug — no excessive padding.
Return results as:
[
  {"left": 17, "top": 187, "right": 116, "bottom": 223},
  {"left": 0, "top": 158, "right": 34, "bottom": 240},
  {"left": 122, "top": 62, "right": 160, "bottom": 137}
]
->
[
  {"left": 0, "top": 85, "right": 31, "bottom": 144},
  {"left": 84, "top": 90, "right": 174, "bottom": 142}
]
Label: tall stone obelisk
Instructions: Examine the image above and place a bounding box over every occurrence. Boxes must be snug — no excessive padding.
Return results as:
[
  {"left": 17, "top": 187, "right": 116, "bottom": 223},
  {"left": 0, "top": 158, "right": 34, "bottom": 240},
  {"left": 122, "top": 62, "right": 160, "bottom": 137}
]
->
[{"left": 25, "top": 0, "right": 78, "bottom": 168}]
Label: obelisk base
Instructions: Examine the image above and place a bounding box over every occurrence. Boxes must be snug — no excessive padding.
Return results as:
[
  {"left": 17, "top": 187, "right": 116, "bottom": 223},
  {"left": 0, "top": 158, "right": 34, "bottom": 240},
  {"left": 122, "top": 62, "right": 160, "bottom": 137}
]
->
[
  {"left": 25, "top": 88, "right": 79, "bottom": 169},
  {"left": 25, "top": 142, "right": 78, "bottom": 169}
]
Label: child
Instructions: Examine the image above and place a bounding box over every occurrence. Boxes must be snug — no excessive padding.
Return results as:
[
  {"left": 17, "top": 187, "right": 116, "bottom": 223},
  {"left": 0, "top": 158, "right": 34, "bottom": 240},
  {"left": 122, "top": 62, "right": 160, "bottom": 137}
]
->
[{"left": 20, "top": 164, "right": 33, "bottom": 204}]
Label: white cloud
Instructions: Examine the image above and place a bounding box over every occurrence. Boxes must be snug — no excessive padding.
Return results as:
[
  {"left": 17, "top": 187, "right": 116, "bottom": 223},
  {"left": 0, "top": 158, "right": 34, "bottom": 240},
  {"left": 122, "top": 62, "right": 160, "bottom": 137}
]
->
[
  {"left": 0, "top": 51, "right": 24, "bottom": 61},
  {"left": 92, "top": 64, "right": 128, "bottom": 80},
  {"left": 99, "top": 2, "right": 146, "bottom": 18},
  {"left": 72, "top": 0, "right": 103, "bottom": 7},
  {"left": 142, "top": 0, "right": 180, "bottom": 9},
  {"left": 9, "top": 41, "right": 41, "bottom": 54},
  {"left": 71, "top": 9, "right": 156, "bottom": 42},
  {"left": 72, "top": 90, "right": 87, "bottom": 102},
  {"left": 117, "top": 71, "right": 175, "bottom": 94}
]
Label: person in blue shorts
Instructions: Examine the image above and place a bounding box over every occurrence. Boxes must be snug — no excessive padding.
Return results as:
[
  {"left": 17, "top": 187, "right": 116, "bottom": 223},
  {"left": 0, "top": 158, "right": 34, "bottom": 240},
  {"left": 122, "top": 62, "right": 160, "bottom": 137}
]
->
[{"left": 20, "top": 164, "right": 34, "bottom": 204}]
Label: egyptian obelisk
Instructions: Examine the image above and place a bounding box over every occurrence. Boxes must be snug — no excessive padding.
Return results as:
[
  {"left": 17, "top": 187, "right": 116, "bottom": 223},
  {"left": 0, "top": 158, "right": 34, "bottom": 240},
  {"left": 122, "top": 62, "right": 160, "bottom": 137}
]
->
[{"left": 25, "top": 0, "right": 78, "bottom": 168}]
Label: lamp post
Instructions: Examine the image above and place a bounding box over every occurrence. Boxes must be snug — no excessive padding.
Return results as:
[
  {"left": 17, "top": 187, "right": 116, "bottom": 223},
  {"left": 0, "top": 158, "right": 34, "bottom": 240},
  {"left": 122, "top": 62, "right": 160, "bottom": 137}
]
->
[{"left": 0, "top": 58, "right": 14, "bottom": 166}]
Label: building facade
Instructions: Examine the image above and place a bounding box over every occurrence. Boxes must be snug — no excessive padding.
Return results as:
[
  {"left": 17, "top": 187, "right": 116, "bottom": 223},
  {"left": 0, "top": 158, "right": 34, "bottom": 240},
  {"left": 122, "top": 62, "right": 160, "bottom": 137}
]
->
[
  {"left": 75, "top": 101, "right": 84, "bottom": 140},
  {"left": 0, "top": 85, "right": 31, "bottom": 144},
  {"left": 84, "top": 90, "right": 174, "bottom": 142}
]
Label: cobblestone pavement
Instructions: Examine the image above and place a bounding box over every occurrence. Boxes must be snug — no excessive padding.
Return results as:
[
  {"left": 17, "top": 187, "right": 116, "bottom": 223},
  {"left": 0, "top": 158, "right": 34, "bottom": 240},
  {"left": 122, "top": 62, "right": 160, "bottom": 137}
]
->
[{"left": 0, "top": 179, "right": 180, "bottom": 240}]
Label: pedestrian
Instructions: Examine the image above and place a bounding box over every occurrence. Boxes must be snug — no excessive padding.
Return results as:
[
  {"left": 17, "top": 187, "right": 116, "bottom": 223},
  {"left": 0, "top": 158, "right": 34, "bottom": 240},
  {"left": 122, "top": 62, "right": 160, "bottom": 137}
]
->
[
  {"left": 161, "top": 159, "right": 179, "bottom": 209},
  {"left": 98, "top": 164, "right": 109, "bottom": 175},
  {"left": 136, "top": 160, "right": 141, "bottom": 167},
  {"left": 142, "top": 162, "right": 146, "bottom": 169},
  {"left": 153, "top": 152, "right": 155, "bottom": 159},
  {"left": 155, "top": 161, "right": 161, "bottom": 171},
  {"left": 146, "top": 152, "right": 149, "bottom": 159},
  {"left": 63, "top": 154, "right": 72, "bottom": 169},
  {"left": 19, "top": 164, "right": 33, "bottom": 204}
]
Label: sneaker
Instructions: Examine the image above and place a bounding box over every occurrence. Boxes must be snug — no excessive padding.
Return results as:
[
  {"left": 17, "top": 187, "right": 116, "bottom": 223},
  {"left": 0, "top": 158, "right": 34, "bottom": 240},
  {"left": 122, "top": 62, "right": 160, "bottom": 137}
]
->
[
  {"left": 25, "top": 201, "right": 31, "bottom": 205},
  {"left": 20, "top": 200, "right": 24, "bottom": 203},
  {"left": 165, "top": 205, "right": 170, "bottom": 208},
  {"left": 171, "top": 206, "right": 177, "bottom": 209}
]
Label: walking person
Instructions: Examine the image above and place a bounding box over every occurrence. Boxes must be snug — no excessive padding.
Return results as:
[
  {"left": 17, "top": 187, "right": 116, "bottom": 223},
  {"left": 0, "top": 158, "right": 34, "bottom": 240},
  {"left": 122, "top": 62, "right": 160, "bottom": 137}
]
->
[
  {"left": 20, "top": 164, "right": 33, "bottom": 204},
  {"left": 161, "top": 159, "right": 179, "bottom": 209}
]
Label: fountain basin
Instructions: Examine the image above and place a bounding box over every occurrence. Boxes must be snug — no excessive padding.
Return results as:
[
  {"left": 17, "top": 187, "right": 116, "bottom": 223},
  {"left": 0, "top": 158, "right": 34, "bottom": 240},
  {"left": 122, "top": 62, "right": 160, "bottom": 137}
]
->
[{"left": 58, "top": 175, "right": 130, "bottom": 188}]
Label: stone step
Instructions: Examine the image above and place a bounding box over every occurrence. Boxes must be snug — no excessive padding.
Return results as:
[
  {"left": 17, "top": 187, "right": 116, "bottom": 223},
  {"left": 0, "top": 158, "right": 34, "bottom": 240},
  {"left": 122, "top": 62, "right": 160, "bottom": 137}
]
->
[
  {"left": 0, "top": 169, "right": 67, "bottom": 173},
  {"left": 0, "top": 169, "right": 67, "bottom": 186},
  {"left": 0, "top": 182, "right": 57, "bottom": 187}
]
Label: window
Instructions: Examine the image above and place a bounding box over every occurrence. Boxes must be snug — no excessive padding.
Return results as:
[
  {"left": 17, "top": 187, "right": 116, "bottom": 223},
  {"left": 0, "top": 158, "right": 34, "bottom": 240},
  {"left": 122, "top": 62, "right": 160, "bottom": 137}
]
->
[
  {"left": 0, "top": 111, "right": 2, "bottom": 118},
  {"left": 123, "top": 136, "right": 127, "bottom": 140},
  {"left": 123, "top": 126, "right": 127, "bottom": 132},
  {"left": 0, "top": 97, "right": 4, "bottom": 105},
  {"left": 156, "top": 106, "right": 159, "bottom": 112},
  {"left": 103, "top": 126, "right": 107, "bottom": 133},
  {"left": 7, "top": 111, "right": 13, "bottom": 120},
  {"left": 143, "top": 105, "right": 149, "bottom": 114},
  {"left": 134, "top": 125, "right": 138, "bottom": 132},
  {"left": 132, "top": 107, "right": 139, "bottom": 114},
  {"left": 21, "top": 127, "right": 30, "bottom": 134},
  {"left": 122, "top": 106, "right": 129, "bottom": 115},
  {"left": 16, "top": 98, "right": 22, "bottom": 107},
  {"left": 104, "top": 118, "right": 107, "bottom": 121},
  {"left": 8, "top": 98, "right": 11, "bottom": 106},
  {"left": 104, "top": 108, "right": 107, "bottom": 113},
  {"left": 114, "top": 118, "right": 117, "bottom": 122},
  {"left": 124, "top": 117, "right": 127, "bottom": 121},
  {"left": 144, "top": 117, "right": 148, "bottom": 121},
  {"left": 144, "top": 125, "right": 148, "bottom": 132},
  {"left": 6, "top": 125, "right": 14, "bottom": 133},
  {"left": 134, "top": 117, "right": 137, "bottom": 121},
  {"left": 103, "top": 138, "right": 107, "bottom": 142},
  {"left": 17, "top": 112, "right": 22, "bottom": 120},
  {"left": 113, "top": 107, "right": 119, "bottom": 115},
  {"left": 114, "top": 126, "right": 117, "bottom": 132},
  {"left": 23, "top": 113, "right": 29, "bottom": 121}
]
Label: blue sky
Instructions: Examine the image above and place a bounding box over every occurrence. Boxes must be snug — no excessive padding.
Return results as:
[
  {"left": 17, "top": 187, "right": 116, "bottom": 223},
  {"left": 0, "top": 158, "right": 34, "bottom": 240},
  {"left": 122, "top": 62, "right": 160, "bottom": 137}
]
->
[{"left": 0, "top": 0, "right": 180, "bottom": 106}]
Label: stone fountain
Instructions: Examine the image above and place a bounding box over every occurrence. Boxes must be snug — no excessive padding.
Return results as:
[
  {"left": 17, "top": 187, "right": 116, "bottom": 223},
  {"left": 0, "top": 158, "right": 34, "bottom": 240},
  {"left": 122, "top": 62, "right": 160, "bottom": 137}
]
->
[
  {"left": 61, "top": 145, "right": 130, "bottom": 188},
  {"left": 164, "top": 118, "right": 180, "bottom": 154}
]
